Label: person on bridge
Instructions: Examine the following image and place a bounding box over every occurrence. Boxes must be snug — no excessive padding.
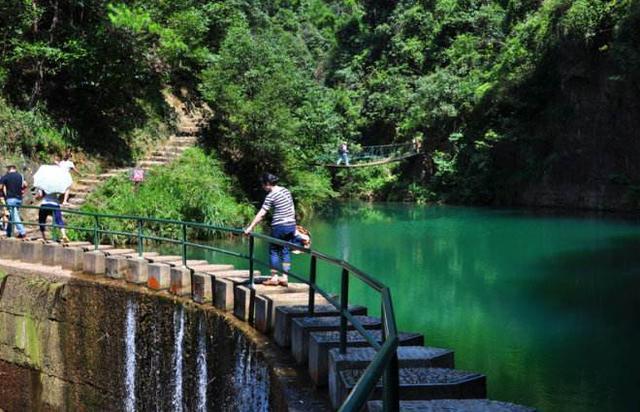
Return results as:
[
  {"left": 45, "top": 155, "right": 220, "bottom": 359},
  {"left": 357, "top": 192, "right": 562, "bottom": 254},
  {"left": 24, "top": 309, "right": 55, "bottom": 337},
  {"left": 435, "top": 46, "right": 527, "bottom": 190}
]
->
[
  {"left": 244, "top": 173, "right": 297, "bottom": 287},
  {"left": 0, "top": 165, "right": 28, "bottom": 238},
  {"left": 337, "top": 142, "right": 349, "bottom": 166}
]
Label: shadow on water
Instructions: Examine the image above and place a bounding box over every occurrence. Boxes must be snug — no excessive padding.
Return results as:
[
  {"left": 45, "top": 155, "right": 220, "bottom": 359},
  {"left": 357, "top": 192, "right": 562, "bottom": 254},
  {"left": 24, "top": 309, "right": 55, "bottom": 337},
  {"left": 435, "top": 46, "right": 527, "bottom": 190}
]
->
[{"left": 526, "top": 234, "right": 640, "bottom": 323}]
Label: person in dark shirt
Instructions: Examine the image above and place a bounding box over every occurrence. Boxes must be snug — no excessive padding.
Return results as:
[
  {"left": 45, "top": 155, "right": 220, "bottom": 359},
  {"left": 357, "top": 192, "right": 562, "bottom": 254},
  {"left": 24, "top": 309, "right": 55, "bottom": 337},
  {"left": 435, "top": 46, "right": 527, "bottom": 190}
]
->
[{"left": 0, "top": 165, "right": 27, "bottom": 238}]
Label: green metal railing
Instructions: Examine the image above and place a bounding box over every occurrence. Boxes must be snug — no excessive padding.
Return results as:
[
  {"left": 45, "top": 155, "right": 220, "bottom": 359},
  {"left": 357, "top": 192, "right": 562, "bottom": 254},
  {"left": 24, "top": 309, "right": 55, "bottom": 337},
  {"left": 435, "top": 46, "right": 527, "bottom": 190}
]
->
[{"left": 1, "top": 203, "right": 400, "bottom": 411}]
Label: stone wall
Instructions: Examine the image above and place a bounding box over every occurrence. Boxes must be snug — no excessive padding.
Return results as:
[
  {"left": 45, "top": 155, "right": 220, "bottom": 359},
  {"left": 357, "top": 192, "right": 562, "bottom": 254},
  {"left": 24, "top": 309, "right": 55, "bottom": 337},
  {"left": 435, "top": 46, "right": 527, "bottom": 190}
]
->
[{"left": 0, "top": 269, "right": 274, "bottom": 411}]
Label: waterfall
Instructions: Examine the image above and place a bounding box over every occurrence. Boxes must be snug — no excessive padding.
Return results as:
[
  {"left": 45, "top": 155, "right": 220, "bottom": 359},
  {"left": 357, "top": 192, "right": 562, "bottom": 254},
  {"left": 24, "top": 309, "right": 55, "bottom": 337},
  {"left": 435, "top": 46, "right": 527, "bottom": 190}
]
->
[
  {"left": 171, "top": 305, "right": 185, "bottom": 412},
  {"left": 196, "top": 316, "right": 208, "bottom": 412},
  {"left": 124, "top": 299, "right": 137, "bottom": 412},
  {"left": 233, "top": 333, "right": 269, "bottom": 411},
  {"left": 151, "top": 311, "right": 161, "bottom": 412}
]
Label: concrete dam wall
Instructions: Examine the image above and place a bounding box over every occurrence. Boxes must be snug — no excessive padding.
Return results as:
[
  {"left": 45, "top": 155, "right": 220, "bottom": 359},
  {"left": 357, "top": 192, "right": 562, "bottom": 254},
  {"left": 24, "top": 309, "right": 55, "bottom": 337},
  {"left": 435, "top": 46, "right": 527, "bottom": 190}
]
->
[{"left": 0, "top": 268, "right": 279, "bottom": 411}]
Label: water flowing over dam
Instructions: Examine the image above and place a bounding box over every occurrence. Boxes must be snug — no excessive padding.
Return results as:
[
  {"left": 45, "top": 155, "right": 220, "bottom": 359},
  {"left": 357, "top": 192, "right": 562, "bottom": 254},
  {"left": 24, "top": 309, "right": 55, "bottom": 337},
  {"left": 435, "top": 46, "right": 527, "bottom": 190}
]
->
[{"left": 0, "top": 267, "right": 292, "bottom": 411}]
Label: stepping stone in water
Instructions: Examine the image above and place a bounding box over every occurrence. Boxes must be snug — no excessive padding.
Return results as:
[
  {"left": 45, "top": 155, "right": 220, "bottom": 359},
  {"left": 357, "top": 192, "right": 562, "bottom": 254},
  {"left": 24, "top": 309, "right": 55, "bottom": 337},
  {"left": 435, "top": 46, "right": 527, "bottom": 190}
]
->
[
  {"left": 366, "top": 399, "right": 536, "bottom": 412},
  {"left": 145, "top": 255, "right": 182, "bottom": 265},
  {"left": 328, "top": 346, "right": 455, "bottom": 408},
  {"left": 308, "top": 329, "right": 424, "bottom": 386},
  {"left": 291, "top": 316, "right": 382, "bottom": 365},
  {"left": 233, "top": 283, "right": 309, "bottom": 322},
  {"left": 338, "top": 367, "right": 486, "bottom": 405},
  {"left": 213, "top": 273, "right": 267, "bottom": 311},
  {"left": 189, "top": 263, "right": 234, "bottom": 272},
  {"left": 253, "top": 291, "right": 333, "bottom": 333},
  {"left": 272, "top": 304, "right": 368, "bottom": 348},
  {"left": 103, "top": 248, "right": 136, "bottom": 257}
]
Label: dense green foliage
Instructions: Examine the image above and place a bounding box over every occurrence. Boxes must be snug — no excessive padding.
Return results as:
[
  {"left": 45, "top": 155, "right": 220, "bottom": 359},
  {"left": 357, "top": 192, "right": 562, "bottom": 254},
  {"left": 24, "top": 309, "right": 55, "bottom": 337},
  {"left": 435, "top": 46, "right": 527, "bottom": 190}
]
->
[
  {"left": 74, "top": 148, "right": 252, "bottom": 239},
  {"left": 2, "top": 0, "right": 639, "bottom": 209},
  {"left": 0, "top": 0, "right": 173, "bottom": 164}
]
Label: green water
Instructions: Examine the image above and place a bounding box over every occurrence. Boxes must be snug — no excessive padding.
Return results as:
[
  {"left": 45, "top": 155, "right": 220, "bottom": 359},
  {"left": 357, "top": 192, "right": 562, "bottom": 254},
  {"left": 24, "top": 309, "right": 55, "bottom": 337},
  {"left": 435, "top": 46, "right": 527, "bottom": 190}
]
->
[
  {"left": 177, "top": 202, "right": 639, "bottom": 411},
  {"left": 303, "top": 203, "right": 639, "bottom": 412}
]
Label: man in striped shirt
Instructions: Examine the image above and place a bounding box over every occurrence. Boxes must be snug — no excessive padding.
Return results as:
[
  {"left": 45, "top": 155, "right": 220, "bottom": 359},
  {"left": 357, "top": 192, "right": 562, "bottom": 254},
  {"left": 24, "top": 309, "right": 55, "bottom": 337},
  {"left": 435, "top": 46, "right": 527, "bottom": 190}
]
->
[{"left": 244, "top": 173, "right": 297, "bottom": 286}]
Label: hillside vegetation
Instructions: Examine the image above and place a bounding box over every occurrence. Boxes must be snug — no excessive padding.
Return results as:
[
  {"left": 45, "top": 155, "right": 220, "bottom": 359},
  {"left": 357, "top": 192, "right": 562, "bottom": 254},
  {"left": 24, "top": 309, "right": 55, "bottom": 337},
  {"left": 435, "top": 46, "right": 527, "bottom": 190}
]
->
[{"left": 1, "top": 1, "right": 639, "bottom": 210}]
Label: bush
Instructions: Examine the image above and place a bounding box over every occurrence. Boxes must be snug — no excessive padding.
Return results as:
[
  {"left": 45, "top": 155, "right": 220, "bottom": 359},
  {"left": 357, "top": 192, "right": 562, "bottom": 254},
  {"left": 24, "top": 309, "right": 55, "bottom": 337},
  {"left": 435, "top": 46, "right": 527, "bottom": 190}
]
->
[
  {"left": 0, "top": 98, "right": 72, "bottom": 161},
  {"left": 72, "top": 148, "right": 253, "bottom": 241}
]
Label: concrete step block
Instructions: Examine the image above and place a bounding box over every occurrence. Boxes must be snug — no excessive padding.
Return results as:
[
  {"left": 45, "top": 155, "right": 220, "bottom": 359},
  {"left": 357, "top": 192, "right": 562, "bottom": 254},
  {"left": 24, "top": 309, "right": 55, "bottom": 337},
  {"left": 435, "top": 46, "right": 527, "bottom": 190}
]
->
[
  {"left": 84, "top": 250, "right": 106, "bottom": 275},
  {"left": 208, "top": 271, "right": 265, "bottom": 310},
  {"left": 189, "top": 263, "right": 235, "bottom": 273},
  {"left": 366, "top": 399, "right": 536, "bottom": 412},
  {"left": 106, "top": 256, "right": 128, "bottom": 279},
  {"left": 254, "top": 291, "right": 334, "bottom": 334},
  {"left": 63, "top": 241, "right": 92, "bottom": 249},
  {"left": 170, "top": 266, "right": 191, "bottom": 296},
  {"left": 140, "top": 252, "right": 160, "bottom": 261},
  {"left": 233, "top": 283, "right": 309, "bottom": 323},
  {"left": 62, "top": 248, "right": 84, "bottom": 271},
  {"left": 338, "top": 367, "right": 486, "bottom": 406},
  {"left": 214, "top": 278, "right": 235, "bottom": 311},
  {"left": 103, "top": 248, "right": 136, "bottom": 257},
  {"left": 21, "top": 240, "right": 44, "bottom": 263},
  {"left": 273, "top": 304, "right": 368, "bottom": 348},
  {"left": 126, "top": 258, "right": 148, "bottom": 284},
  {"left": 145, "top": 255, "right": 183, "bottom": 266},
  {"left": 329, "top": 346, "right": 455, "bottom": 408},
  {"left": 0, "top": 238, "right": 22, "bottom": 259},
  {"left": 42, "top": 243, "right": 63, "bottom": 266},
  {"left": 192, "top": 273, "right": 212, "bottom": 304},
  {"left": 308, "top": 330, "right": 424, "bottom": 387},
  {"left": 291, "top": 316, "right": 382, "bottom": 365},
  {"left": 148, "top": 263, "right": 171, "bottom": 290}
]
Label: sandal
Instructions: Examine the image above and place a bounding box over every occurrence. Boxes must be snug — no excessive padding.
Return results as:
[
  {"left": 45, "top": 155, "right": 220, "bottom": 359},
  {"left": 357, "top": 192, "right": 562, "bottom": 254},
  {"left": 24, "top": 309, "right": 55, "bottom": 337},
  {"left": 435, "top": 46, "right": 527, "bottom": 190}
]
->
[
  {"left": 262, "top": 278, "right": 280, "bottom": 286},
  {"left": 278, "top": 279, "right": 289, "bottom": 287}
]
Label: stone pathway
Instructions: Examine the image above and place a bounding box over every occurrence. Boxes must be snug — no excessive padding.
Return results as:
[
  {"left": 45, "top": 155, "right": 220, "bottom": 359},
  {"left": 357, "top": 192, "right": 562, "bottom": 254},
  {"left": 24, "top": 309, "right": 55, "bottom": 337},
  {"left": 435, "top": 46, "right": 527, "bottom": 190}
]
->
[
  {"left": 0, "top": 236, "right": 537, "bottom": 411},
  {"left": 67, "top": 94, "right": 207, "bottom": 210}
]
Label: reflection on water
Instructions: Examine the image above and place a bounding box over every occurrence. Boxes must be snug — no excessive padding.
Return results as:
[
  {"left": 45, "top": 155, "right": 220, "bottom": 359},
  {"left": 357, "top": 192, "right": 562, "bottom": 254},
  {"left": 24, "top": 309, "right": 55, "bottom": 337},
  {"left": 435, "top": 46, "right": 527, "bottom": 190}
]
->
[
  {"left": 160, "top": 203, "right": 639, "bottom": 411},
  {"left": 308, "top": 203, "right": 640, "bottom": 412}
]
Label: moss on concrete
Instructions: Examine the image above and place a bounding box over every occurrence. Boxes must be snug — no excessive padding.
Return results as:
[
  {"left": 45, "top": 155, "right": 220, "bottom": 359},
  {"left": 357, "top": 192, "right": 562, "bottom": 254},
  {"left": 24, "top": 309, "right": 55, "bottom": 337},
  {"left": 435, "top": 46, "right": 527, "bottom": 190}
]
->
[{"left": 14, "top": 315, "right": 42, "bottom": 368}]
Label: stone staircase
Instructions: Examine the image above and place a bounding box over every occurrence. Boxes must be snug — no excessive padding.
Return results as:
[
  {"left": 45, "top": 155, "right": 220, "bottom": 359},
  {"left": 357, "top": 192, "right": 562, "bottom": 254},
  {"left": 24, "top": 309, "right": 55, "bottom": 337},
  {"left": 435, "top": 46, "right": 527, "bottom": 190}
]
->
[
  {"left": 66, "top": 98, "right": 206, "bottom": 210},
  {"left": 0, "top": 236, "right": 536, "bottom": 412}
]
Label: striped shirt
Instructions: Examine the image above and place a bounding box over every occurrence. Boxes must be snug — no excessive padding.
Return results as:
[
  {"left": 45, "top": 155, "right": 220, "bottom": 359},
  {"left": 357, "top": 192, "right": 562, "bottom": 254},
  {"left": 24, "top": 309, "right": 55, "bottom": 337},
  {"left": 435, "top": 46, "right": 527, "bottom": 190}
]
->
[{"left": 261, "top": 186, "right": 296, "bottom": 227}]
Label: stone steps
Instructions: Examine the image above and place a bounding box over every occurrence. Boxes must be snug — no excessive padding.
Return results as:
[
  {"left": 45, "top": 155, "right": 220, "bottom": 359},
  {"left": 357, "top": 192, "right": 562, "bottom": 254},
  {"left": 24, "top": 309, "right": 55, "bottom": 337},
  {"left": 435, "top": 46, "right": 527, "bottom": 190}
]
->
[
  {"left": 273, "top": 304, "right": 368, "bottom": 348},
  {"left": 291, "top": 316, "right": 383, "bottom": 365},
  {"left": 77, "top": 178, "right": 101, "bottom": 186},
  {"left": 337, "top": 367, "right": 486, "bottom": 405},
  {"left": 328, "top": 346, "right": 455, "bottom": 408},
  {"left": 367, "top": 400, "right": 536, "bottom": 412},
  {"left": 0, "top": 236, "right": 535, "bottom": 411},
  {"left": 60, "top": 98, "right": 206, "bottom": 210},
  {"left": 308, "top": 329, "right": 425, "bottom": 386}
]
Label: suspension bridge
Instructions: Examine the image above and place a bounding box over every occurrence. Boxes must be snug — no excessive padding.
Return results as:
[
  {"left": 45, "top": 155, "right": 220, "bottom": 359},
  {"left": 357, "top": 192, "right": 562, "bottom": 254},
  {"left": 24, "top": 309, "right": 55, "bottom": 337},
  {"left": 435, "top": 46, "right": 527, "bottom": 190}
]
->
[{"left": 322, "top": 142, "right": 422, "bottom": 168}]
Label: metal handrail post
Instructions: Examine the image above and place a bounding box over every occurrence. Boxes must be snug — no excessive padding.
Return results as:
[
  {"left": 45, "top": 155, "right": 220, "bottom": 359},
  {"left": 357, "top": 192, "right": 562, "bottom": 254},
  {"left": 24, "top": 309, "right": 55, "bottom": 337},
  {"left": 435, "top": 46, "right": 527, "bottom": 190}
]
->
[
  {"left": 383, "top": 352, "right": 400, "bottom": 411},
  {"left": 181, "top": 223, "right": 187, "bottom": 267},
  {"left": 93, "top": 216, "right": 100, "bottom": 250},
  {"left": 381, "top": 300, "right": 400, "bottom": 411},
  {"left": 340, "top": 268, "right": 349, "bottom": 354},
  {"left": 137, "top": 219, "right": 143, "bottom": 257},
  {"left": 308, "top": 256, "right": 317, "bottom": 315},
  {"left": 248, "top": 236, "right": 255, "bottom": 287}
]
